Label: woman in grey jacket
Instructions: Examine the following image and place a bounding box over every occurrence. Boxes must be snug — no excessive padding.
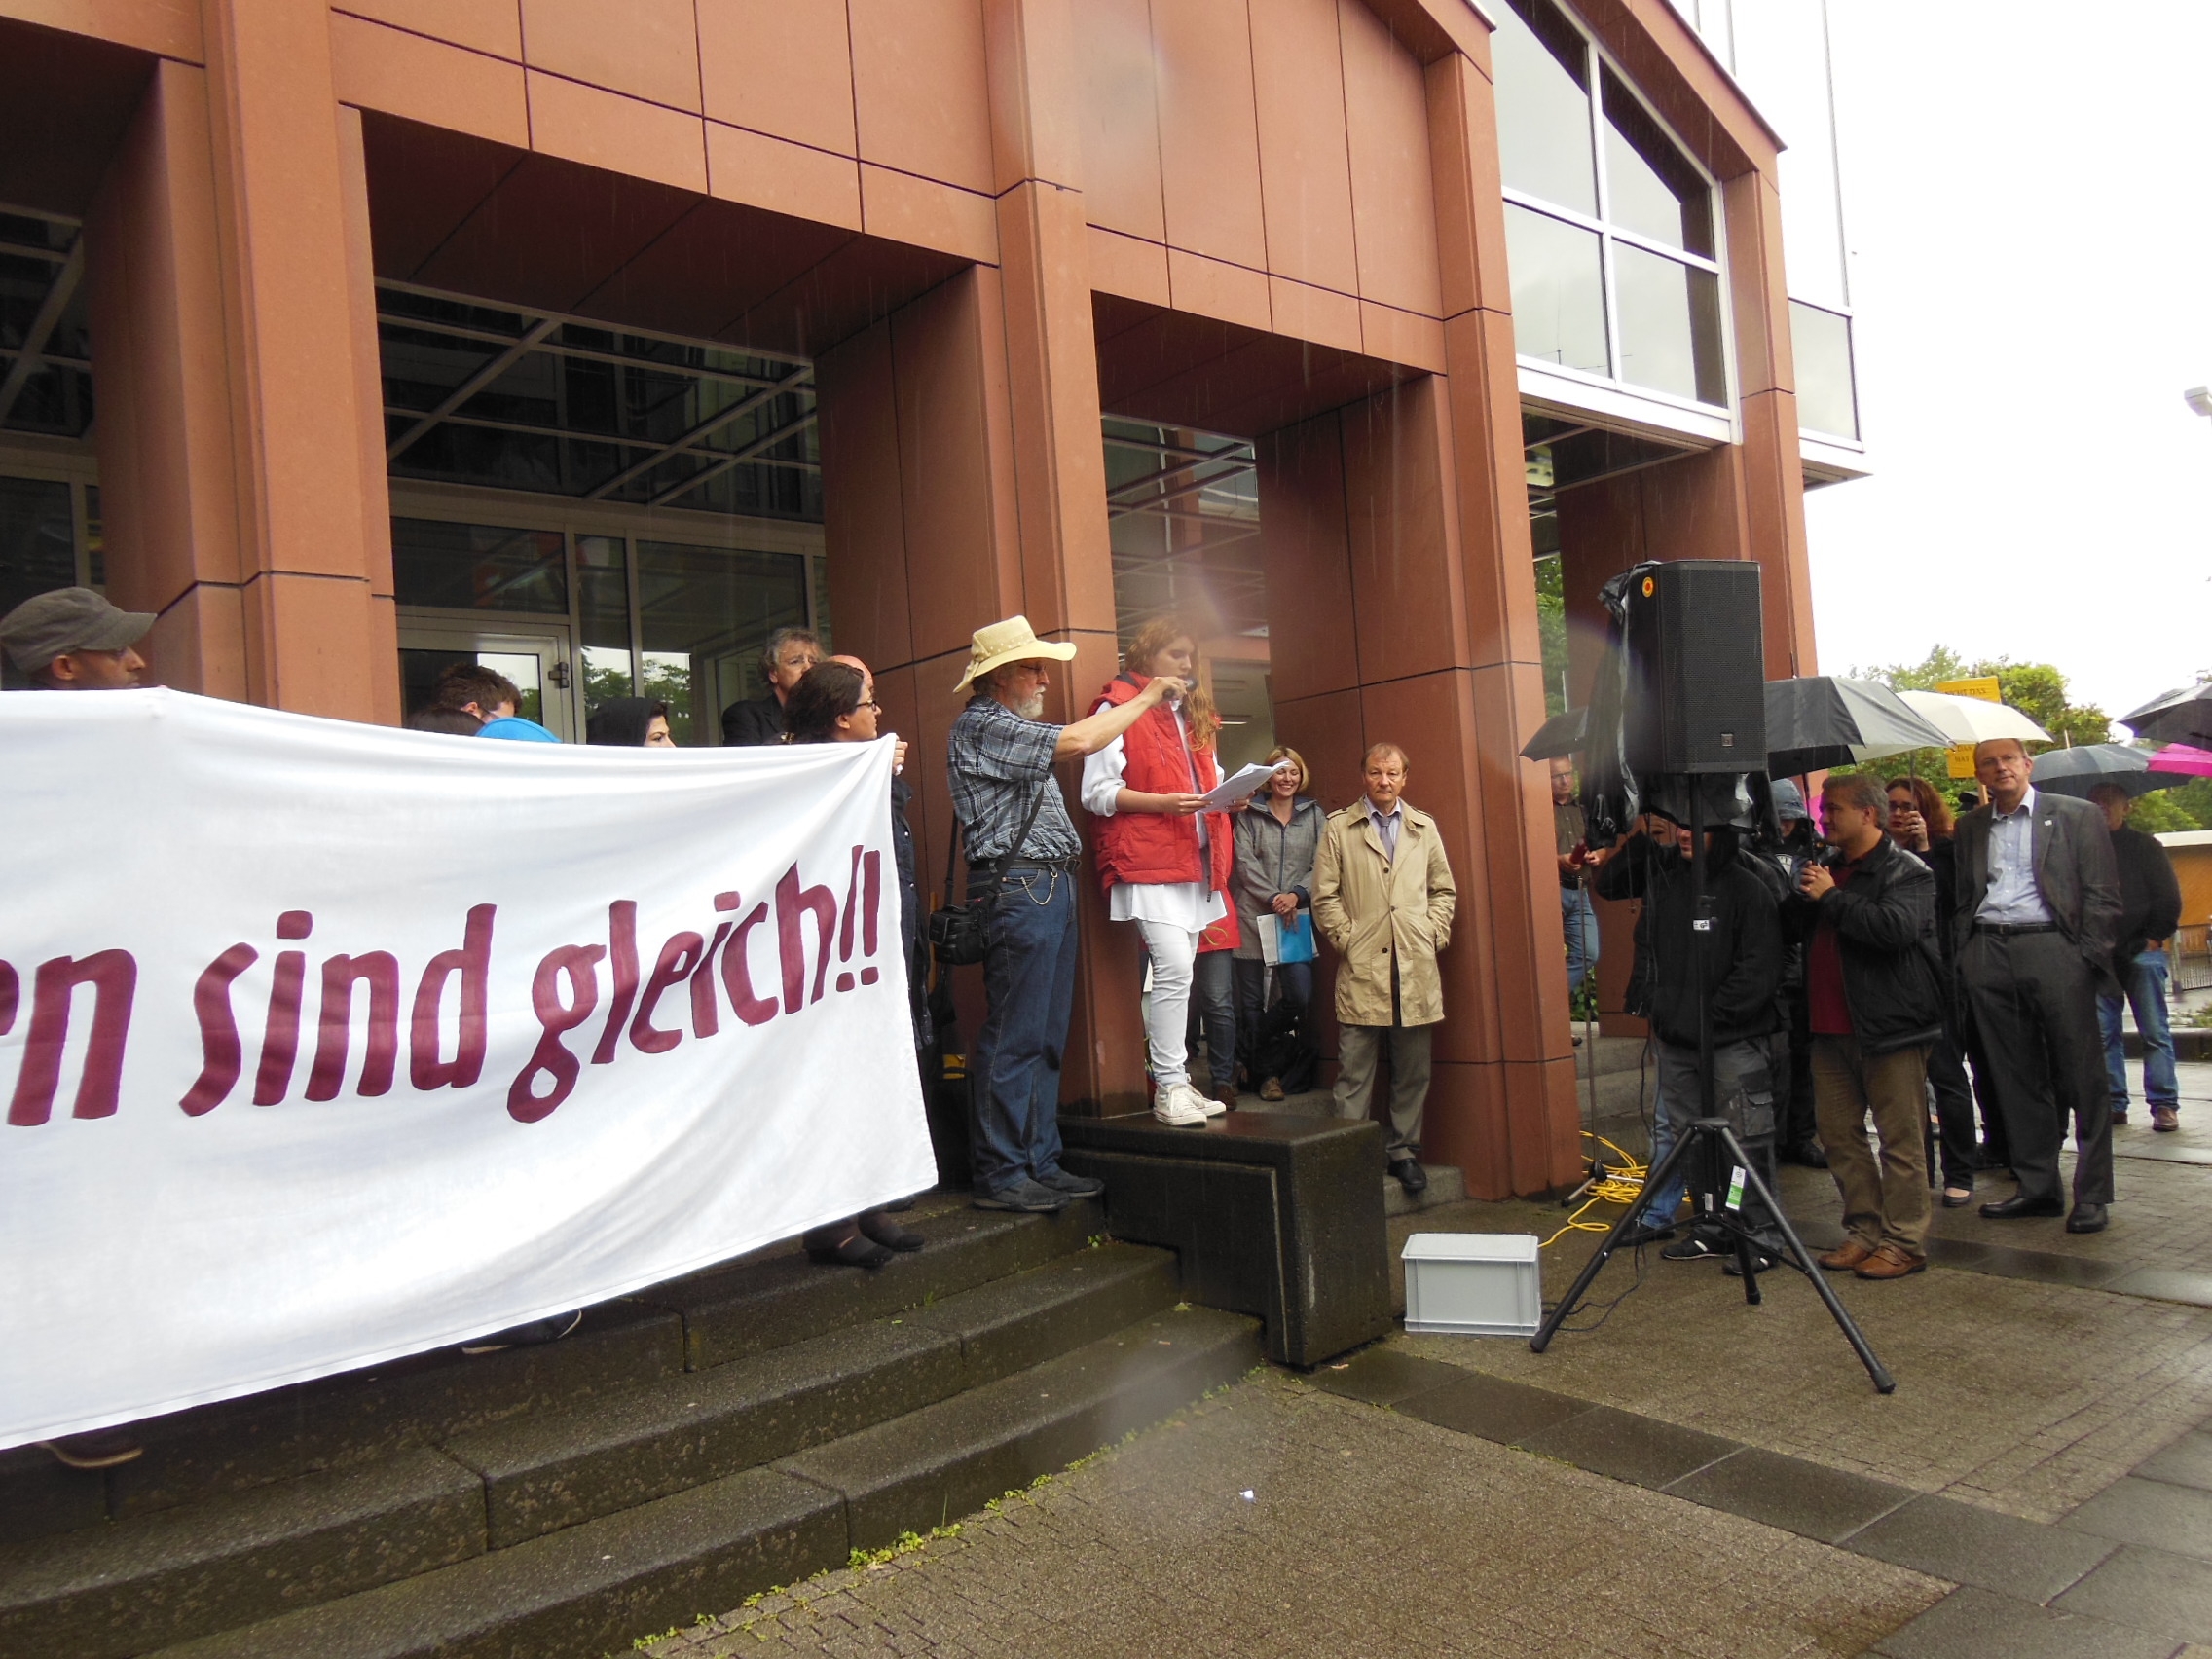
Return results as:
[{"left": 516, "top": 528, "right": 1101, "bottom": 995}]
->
[{"left": 1232, "top": 747, "right": 1325, "bottom": 1099}]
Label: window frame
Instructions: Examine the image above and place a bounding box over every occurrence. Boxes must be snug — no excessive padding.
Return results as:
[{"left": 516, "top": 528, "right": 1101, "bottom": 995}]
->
[{"left": 1496, "top": 0, "right": 1738, "bottom": 426}]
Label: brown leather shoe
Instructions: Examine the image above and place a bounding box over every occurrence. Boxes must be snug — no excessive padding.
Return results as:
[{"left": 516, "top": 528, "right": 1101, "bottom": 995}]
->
[
  {"left": 1259, "top": 1077, "right": 1286, "bottom": 1102},
  {"left": 1816, "top": 1238, "right": 1876, "bottom": 1272},
  {"left": 1853, "top": 1244, "right": 1928, "bottom": 1280}
]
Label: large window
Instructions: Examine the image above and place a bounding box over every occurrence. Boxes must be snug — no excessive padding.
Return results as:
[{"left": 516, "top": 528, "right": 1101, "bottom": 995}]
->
[
  {"left": 1788, "top": 300, "right": 1859, "bottom": 441},
  {"left": 1493, "top": 0, "right": 1727, "bottom": 410}
]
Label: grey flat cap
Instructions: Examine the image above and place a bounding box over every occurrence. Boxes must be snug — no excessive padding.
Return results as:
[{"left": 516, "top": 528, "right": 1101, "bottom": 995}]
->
[{"left": 0, "top": 587, "right": 156, "bottom": 673}]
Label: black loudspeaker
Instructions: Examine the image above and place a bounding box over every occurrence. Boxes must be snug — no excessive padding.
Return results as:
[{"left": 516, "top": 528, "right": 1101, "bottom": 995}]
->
[{"left": 1620, "top": 561, "right": 1766, "bottom": 776}]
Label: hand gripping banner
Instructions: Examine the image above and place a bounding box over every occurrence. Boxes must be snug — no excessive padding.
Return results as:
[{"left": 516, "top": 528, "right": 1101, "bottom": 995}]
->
[{"left": 0, "top": 690, "right": 936, "bottom": 1449}]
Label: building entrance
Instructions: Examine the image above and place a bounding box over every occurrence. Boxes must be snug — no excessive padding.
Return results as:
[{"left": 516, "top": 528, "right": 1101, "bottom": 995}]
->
[{"left": 397, "top": 619, "right": 571, "bottom": 739}]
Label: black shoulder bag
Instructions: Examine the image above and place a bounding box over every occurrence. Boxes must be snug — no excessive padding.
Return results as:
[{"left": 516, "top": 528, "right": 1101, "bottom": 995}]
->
[{"left": 927, "top": 782, "right": 1050, "bottom": 968}]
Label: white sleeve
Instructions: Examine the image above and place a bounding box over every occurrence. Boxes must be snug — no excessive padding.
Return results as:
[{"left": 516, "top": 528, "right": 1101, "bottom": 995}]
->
[{"left": 1081, "top": 733, "right": 1129, "bottom": 816}]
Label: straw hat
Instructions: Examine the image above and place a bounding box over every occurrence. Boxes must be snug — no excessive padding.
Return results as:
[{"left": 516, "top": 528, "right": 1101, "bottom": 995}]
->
[{"left": 952, "top": 615, "right": 1077, "bottom": 696}]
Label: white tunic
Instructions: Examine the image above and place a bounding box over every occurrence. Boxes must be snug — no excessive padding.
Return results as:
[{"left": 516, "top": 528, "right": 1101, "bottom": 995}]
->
[{"left": 1080, "top": 712, "right": 1228, "bottom": 932}]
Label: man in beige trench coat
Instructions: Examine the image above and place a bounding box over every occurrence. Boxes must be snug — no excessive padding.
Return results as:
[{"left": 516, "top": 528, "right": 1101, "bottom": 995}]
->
[{"left": 1312, "top": 742, "right": 1458, "bottom": 1194}]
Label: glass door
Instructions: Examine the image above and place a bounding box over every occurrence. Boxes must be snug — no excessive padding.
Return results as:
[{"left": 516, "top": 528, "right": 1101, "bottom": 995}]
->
[{"left": 397, "top": 620, "right": 575, "bottom": 741}]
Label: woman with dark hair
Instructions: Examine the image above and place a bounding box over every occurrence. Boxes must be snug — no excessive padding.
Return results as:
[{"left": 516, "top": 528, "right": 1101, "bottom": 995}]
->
[
  {"left": 1888, "top": 772, "right": 2001, "bottom": 1204},
  {"left": 585, "top": 696, "right": 676, "bottom": 747},
  {"left": 1079, "top": 617, "right": 1235, "bottom": 1126},
  {"left": 787, "top": 659, "right": 929, "bottom": 1268}
]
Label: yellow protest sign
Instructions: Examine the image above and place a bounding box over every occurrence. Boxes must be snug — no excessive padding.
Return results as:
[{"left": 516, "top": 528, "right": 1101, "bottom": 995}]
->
[{"left": 1936, "top": 677, "right": 2003, "bottom": 778}]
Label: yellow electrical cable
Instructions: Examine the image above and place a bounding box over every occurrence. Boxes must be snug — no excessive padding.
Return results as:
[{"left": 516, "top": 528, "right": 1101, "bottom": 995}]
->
[{"left": 1538, "top": 1130, "right": 1651, "bottom": 1249}]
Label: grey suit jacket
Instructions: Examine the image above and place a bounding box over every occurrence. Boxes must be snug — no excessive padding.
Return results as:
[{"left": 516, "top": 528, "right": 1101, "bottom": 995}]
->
[{"left": 1949, "top": 791, "right": 2122, "bottom": 973}]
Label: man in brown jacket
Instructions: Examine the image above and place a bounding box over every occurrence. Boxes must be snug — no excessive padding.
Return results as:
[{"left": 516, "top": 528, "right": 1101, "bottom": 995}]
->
[{"left": 1312, "top": 743, "right": 1457, "bottom": 1194}]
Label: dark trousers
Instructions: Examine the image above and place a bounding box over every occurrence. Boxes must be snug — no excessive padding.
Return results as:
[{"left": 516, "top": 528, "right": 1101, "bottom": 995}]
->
[
  {"left": 1775, "top": 989, "right": 1816, "bottom": 1150},
  {"left": 970, "top": 866, "right": 1080, "bottom": 1196},
  {"left": 1652, "top": 1038, "right": 1782, "bottom": 1236},
  {"left": 1928, "top": 1028, "right": 1979, "bottom": 1189},
  {"left": 1233, "top": 958, "right": 1313, "bottom": 1082},
  {"left": 1959, "top": 928, "right": 2114, "bottom": 1207},
  {"left": 1185, "top": 948, "right": 1236, "bottom": 1089}
]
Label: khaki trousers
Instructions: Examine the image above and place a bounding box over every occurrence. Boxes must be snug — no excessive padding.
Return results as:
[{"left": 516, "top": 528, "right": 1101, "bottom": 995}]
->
[
  {"left": 1811, "top": 1035, "right": 1933, "bottom": 1256},
  {"left": 1333, "top": 1022, "right": 1432, "bottom": 1161}
]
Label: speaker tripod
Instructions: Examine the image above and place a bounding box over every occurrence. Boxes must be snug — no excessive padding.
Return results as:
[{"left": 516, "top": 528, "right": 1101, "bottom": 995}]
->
[{"left": 1530, "top": 1113, "right": 1896, "bottom": 1393}]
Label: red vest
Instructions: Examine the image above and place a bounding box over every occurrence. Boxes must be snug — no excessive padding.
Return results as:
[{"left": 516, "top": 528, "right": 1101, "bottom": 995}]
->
[{"left": 1088, "top": 674, "right": 1235, "bottom": 896}]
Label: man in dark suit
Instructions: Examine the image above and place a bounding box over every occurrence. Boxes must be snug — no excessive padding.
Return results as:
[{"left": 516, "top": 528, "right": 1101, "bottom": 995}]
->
[
  {"left": 1951, "top": 737, "right": 2122, "bottom": 1233},
  {"left": 719, "top": 625, "right": 819, "bottom": 746}
]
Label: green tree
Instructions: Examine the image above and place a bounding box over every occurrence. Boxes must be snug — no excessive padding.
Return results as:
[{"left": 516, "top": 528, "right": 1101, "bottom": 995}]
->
[{"left": 1535, "top": 554, "right": 1568, "bottom": 716}]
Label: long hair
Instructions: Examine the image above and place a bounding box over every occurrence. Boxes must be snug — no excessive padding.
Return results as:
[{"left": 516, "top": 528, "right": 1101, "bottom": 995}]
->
[
  {"left": 1884, "top": 773, "right": 1955, "bottom": 839},
  {"left": 785, "top": 661, "right": 866, "bottom": 744},
  {"left": 1122, "top": 616, "right": 1220, "bottom": 751}
]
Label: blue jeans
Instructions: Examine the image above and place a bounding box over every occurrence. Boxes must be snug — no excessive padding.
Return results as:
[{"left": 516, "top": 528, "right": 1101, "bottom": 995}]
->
[
  {"left": 1562, "top": 884, "right": 1600, "bottom": 996},
  {"left": 2100, "top": 949, "right": 2178, "bottom": 1112},
  {"left": 1641, "top": 1067, "right": 1684, "bottom": 1230},
  {"left": 971, "top": 866, "right": 1080, "bottom": 1194}
]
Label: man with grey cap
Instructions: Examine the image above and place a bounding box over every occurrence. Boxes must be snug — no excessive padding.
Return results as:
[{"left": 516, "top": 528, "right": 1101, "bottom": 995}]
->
[
  {"left": 945, "top": 616, "right": 1186, "bottom": 1215},
  {"left": 0, "top": 588, "right": 153, "bottom": 1470},
  {"left": 0, "top": 586, "right": 154, "bottom": 690}
]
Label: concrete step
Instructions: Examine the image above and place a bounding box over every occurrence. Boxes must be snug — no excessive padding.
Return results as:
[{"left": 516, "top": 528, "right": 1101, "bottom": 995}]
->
[
  {"left": 0, "top": 1237, "right": 1168, "bottom": 1659},
  {"left": 149, "top": 1308, "right": 1261, "bottom": 1659},
  {"left": 439, "top": 1242, "right": 1178, "bottom": 1549},
  {"left": 0, "top": 1198, "right": 1102, "bottom": 1544},
  {"left": 1383, "top": 1165, "right": 1468, "bottom": 1216}
]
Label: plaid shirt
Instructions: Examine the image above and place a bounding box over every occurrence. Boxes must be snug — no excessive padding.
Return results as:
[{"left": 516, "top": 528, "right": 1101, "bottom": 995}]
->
[{"left": 946, "top": 693, "right": 1082, "bottom": 861}]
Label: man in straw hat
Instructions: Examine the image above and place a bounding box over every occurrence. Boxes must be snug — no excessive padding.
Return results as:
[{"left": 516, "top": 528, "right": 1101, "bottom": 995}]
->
[{"left": 945, "top": 615, "right": 1187, "bottom": 1213}]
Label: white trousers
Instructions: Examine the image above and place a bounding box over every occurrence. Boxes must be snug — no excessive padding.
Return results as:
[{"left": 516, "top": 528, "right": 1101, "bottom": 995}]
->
[{"left": 1138, "top": 918, "right": 1200, "bottom": 1088}]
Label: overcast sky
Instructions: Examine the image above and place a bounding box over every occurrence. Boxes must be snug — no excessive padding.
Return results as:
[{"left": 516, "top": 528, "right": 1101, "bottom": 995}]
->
[{"left": 1799, "top": 1, "right": 2212, "bottom": 725}]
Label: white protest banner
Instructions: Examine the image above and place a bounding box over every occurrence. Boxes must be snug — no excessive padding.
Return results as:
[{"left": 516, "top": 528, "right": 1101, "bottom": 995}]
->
[{"left": 0, "top": 690, "right": 935, "bottom": 1449}]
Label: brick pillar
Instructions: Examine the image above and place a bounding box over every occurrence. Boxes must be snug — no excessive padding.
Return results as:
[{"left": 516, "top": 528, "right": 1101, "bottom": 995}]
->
[{"left": 84, "top": 1, "right": 395, "bottom": 721}]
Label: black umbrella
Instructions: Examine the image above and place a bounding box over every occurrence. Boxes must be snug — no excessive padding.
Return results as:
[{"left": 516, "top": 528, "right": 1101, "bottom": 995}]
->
[
  {"left": 1764, "top": 677, "right": 1951, "bottom": 778},
  {"left": 2119, "top": 684, "right": 2212, "bottom": 749},
  {"left": 1519, "top": 706, "right": 1587, "bottom": 761},
  {"left": 2030, "top": 743, "right": 2170, "bottom": 800}
]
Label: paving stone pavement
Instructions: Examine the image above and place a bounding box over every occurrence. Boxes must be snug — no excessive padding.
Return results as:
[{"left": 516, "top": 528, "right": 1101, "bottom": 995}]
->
[{"left": 644, "top": 1372, "right": 1941, "bottom": 1659}]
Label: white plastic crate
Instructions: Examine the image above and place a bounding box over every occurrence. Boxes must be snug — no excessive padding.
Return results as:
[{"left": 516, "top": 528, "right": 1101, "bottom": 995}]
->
[{"left": 1401, "top": 1232, "right": 1542, "bottom": 1338}]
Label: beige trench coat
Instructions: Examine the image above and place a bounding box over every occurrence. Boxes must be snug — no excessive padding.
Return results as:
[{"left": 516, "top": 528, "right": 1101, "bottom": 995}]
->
[{"left": 1311, "top": 799, "right": 1457, "bottom": 1028}]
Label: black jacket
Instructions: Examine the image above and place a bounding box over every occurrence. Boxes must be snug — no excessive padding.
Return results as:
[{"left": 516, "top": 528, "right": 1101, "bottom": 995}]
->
[
  {"left": 720, "top": 693, "right": 788, "bottom": 747},
  {"left": 2110, "top": 823, "right": 2183, "bottom": 965},
  {"left": 1593, "top": 828, "right": 1782, "bottom": 1049},
  {"left": 1785, "top": 836, "right": 1946, "bottom": 1056}
]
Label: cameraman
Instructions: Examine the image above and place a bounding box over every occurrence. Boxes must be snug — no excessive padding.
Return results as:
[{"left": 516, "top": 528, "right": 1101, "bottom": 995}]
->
[
  {"left": 1788, "top": 773, "right": 1945, "bottom": 1280},
  {"left": 1594, "top": 806, "right": 1786, "bottom": 1268}
]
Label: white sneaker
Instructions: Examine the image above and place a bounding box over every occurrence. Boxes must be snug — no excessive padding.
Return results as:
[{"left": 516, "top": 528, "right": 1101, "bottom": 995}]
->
[
  {"left": 1198, "top": 1088, "right": 1229, "bottom": 1119},
  {"left": 1152, "top": 1084, "right": 1207, "bottom": 1126}
]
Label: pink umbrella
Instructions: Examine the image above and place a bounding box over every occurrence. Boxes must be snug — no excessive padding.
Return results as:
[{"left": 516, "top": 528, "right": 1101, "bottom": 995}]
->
[{"left": 2149, "top": 743, "right": 2212, "bottom": 778}]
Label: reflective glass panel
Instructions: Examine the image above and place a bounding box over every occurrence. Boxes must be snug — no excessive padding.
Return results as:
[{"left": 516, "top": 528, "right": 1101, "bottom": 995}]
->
[
  {"left": 399, "top": 646, "right": 545, "bottom": 726},
  {"left": 1789, "top": 301, "right": 1858, "bottom": 439},
  {"left": 577, "top": 534, "right": 635, "bottom": 710},
  {"left": 390, "top": 518, "right": 567, "bottom": 614},
  {"left": 1493, "top": 0, "right": 1597, "bottom": 216},
  {"left": 636, "top": 541, "right": 808, "bottom": 746},
  {"left": 1614, "top": 244, "right": 1725, "bottom": 405},
  {"left": 1601, "top": 70, "right": 1714, "bottom": 256},
  {"left": 0, "top": 474, "right": 76, "bottom": 621},
  {"left": 1505, "top": 205, "right": 1609, "bottom": 378}
]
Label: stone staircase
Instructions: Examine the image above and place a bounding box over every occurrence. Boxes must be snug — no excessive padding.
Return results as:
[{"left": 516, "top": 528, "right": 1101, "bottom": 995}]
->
[{"left": 0, "top": 1199, "right": 1260, "bottom": 1659}]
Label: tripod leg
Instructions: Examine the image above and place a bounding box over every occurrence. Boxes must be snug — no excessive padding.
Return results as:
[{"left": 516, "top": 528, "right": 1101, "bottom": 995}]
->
[
  {"left": 1717, "top": 1126, "right": 1897, "bottom": 1394},
  {"left": 1530, "top": 1117, "right": 1700, "bottom": 1354},
  {"left": 1731, "top": 1226, "right": 1763, "bottom": 1307}
]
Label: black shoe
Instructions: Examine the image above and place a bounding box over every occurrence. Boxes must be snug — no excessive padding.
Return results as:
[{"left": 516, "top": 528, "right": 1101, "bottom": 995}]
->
[
  {"left": 1980, "top": 1194, "right": 2064, "bottom": 1220},
  {"left": 807, "top": 1232, "right": 897, "bottom": 1269},
  {"left": 857, "top": 1211, "right": 925, "bottom": 1252},
  {"left": 1940, "top": 1185, "right": 1974, "bottom": 1208},
  {"left": 461, "top": 1309, "right": 583, "bottom": 1354},
  {"left": 2066, "top": 1202, "right": 2109, "bottom": 1235},
  {"left": 879, "top": 1196, "right": 917, "bottom": 1212},
  {"left": 974, "top": 1180, "right": 1069, "bottom": 1213},
  {"left": 1660, "top": 1235, "right": 1725, "bottom": 1263},
  {"left": 1619, "top": 1223, "right": 1677, "bottom": 1248},
  {"left": 1723, "top": 1248, "right": 1778, "bottom": 1277},
  {"left": 1389, "top": 1158, "right": 1428, "bottom": 1196},
  {"left": 1780, "top": 1140, "right": 1829, "bottom": 1169},
  {"left": 1035, "top": 1167, "right": 1105, "bottom": 1198},
  {"left": 39, "top": 1430, "right": 143, "bottom": 1470}
]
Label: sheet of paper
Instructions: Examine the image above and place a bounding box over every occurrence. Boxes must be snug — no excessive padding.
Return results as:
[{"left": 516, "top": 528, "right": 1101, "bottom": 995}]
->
[{"left": 1199, "top": 760, "right": 1285, "bottom": 813}]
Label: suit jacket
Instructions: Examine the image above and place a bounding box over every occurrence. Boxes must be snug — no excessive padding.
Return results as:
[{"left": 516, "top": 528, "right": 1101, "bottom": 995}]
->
[
  {"left": 720, "top": 693, "right": 787, "bottom": 747},
  {"left": 1949, "top": 791, "right": 2121, "bottom": 977}
]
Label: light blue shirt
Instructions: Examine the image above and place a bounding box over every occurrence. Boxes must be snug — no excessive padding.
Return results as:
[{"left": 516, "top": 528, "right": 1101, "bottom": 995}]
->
[
  {"left": 1977, "top": 787, "right": 2053, "bottom": 925},
  {"left": 1362, "top": 797, "right": 1404, "bottom": 860}
]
